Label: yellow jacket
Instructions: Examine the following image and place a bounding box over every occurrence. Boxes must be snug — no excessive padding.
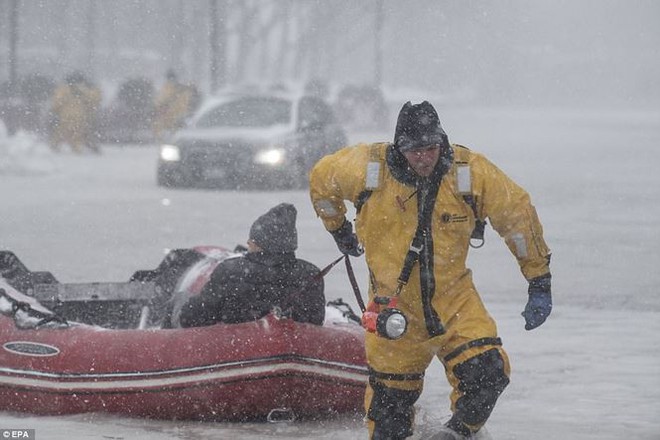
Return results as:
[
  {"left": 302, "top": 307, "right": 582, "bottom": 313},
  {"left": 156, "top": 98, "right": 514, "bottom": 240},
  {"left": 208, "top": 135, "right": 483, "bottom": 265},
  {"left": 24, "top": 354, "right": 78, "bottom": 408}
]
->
[
  {"left": 153, "top": 81, "right": 192, "bottom": 131},
  {"left": 310, "top": 142, "right": 550, "bottom": 337},
  {"left": 51, "top": 83, "right": 101, "bottom": 128}
]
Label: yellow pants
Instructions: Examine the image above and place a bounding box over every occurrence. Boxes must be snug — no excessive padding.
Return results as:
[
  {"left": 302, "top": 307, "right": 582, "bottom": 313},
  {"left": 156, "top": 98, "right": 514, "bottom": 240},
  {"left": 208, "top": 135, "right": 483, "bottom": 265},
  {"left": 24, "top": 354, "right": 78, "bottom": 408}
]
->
[{"left": 364, "top": 282, "right": 511, "bottom": 438}]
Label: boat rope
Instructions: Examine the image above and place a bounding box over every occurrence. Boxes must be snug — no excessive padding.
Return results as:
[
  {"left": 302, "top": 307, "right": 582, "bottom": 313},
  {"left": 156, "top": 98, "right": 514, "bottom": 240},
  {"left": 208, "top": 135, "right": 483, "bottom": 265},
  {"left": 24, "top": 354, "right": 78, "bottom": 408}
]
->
[
  {"left": 280, "top": 254, "right": 345, "bottom": 312},
  {"left": 267, "top": 407, "right": 296, "bottom": 423},
  {"left": 343, "top": 255, "right": 366, "bottom": 313},
  {"left": 278, "top": 254, "right": 367, "bottom": 326},
  {"left": 0, "top": 287, "right": 69, "bottom": 328}
]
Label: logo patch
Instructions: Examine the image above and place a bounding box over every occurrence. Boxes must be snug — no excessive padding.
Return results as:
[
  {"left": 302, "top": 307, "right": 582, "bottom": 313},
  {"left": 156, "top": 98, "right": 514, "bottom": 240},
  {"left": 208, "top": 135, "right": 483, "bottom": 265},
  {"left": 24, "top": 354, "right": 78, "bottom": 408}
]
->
[
  {"left": 3, "top": 341, "right": 60, "bottom": 357},
  {"left": 440, "top": 213, "right": 468, "bottom": 223}
]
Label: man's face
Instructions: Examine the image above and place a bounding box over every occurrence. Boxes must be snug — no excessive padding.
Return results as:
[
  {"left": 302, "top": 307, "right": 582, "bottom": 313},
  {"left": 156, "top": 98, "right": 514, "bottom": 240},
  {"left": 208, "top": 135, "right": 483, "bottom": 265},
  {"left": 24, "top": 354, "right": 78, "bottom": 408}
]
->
[
  {"left": 247, "top": 239, "right": 262, "bottom": 253},
  {"left": 401, "top": 145, "right": 440, "bottom": 177}
]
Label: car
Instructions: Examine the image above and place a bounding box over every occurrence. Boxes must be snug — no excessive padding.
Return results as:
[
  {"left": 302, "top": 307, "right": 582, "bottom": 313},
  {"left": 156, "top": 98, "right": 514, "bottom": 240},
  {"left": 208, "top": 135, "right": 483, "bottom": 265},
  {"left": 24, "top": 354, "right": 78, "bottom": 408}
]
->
[{"left": 156, "top": 90, "right": 348, "bottom": 189}]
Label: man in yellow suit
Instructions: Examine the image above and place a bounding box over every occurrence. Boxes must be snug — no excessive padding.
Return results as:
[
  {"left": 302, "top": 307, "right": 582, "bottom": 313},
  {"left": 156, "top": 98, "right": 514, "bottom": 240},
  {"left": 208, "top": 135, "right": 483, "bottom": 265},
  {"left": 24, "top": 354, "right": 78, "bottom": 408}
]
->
[
  {"left": 309, "top": 101, "right": 552, "bottom": 440},
  {"left": 152, "top": 69, "right": 193, "bottom": 143},
  {"left": 50, "top": 72, "right": 102, "bottom": 153}
]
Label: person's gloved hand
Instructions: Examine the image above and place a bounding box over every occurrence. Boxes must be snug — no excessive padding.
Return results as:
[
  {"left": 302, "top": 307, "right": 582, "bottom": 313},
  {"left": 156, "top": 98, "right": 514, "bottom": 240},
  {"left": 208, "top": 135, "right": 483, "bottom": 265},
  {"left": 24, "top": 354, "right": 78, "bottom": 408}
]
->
[
  {"left": 522, "top": 274, "right": 552, "bottom": 330},
  {"left": 330, "top": 219, "right": 363, "bottom": 257}
]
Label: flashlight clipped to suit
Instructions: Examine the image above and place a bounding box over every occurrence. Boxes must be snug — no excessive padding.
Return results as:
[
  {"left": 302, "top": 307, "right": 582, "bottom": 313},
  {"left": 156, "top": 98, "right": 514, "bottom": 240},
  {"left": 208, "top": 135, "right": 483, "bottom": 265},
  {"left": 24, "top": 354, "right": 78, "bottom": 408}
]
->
[
  {"left": 361, "top": 294, "right": 408, "bottom": 340},
  {"left": 343, "top": 246, "right": 411, "bottom": 340}
]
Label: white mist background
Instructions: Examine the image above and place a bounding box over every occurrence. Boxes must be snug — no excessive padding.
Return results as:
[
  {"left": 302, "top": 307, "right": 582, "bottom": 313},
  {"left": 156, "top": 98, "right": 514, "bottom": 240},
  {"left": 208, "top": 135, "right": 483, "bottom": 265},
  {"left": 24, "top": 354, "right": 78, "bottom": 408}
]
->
[
  {"left": 1, "top": 0, "right": 659, "bottom": 438},
  {"left": 1, "top": 103, "right": 659, "bottom": 439}
]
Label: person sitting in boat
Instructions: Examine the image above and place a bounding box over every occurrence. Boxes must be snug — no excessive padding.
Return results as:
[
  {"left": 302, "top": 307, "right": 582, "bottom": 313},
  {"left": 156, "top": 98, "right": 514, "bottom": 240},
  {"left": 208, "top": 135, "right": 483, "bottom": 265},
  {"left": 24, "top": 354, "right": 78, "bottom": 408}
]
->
[{"left": 179, "top": 203, "right": 325, "bottom": 327}]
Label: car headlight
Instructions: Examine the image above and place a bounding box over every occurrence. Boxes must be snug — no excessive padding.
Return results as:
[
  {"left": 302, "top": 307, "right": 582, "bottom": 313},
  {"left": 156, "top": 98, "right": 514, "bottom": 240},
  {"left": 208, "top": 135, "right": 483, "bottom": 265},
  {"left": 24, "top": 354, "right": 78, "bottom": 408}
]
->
[
  {"left": 160, "top": 144, "right": 181, "bottom": 162},
  {"left": 254, "top": 148, "right": 285, "bottom": 166}
]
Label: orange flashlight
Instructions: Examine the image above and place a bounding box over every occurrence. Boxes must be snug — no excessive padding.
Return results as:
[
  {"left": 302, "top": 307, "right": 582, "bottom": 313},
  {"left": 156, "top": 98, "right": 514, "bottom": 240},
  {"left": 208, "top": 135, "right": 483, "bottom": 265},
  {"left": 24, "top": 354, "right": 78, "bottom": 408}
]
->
[{"left": 361, "top": 296, "right": 408, "bottom": 339}]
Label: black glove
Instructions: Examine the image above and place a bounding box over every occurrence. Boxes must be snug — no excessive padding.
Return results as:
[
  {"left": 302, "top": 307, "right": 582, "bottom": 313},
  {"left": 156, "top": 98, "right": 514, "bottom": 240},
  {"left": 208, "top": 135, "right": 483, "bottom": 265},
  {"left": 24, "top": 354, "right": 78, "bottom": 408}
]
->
[
  {"left": 522, "top": 274, "right": 552, "bottom": 331},
  {"left": 330, "top": 219, "right": 363, "bottom": 257}
]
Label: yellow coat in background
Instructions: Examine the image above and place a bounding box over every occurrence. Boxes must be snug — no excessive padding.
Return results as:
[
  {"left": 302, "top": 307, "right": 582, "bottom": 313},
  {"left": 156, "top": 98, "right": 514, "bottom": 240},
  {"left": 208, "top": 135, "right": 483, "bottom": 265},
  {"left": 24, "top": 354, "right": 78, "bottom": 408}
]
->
[
  {"left": 152, "top": 81, "right": 193, "bottom": 142},
  {"left": 50, "top": 82, "right": 101, "bottom": 152}
]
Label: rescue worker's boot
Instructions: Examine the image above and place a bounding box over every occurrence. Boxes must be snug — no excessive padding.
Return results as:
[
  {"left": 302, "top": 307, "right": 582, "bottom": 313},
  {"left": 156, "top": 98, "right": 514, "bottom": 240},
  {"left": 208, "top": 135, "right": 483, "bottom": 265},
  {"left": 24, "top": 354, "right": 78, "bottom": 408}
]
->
[
  {"left": 426, "top": 424, "right": 466, "bottom": 440},
  {"left": 429, "top": 416, "right": 492, "bottom": 440},
  {"left": 368, "top": 378, "right": 421, "bottom": 440},
  {"left": 446, "top": 415, "right": 473, "bottom": 436}
]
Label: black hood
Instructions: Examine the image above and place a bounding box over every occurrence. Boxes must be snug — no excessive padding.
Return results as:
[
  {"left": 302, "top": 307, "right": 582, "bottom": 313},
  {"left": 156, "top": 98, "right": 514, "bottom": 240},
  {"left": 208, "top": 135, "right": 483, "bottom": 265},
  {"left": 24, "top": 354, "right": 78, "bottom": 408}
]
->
[{"left": 393, "top": 101, "right": 449, "bottom": 152}]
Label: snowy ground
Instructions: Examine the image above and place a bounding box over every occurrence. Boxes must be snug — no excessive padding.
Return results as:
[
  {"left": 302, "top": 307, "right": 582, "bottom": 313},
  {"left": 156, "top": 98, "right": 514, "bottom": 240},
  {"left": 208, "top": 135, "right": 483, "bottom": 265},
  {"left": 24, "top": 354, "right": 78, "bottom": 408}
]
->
[{"left": 1, "top": 106, "right": 659, "bottom": 439}]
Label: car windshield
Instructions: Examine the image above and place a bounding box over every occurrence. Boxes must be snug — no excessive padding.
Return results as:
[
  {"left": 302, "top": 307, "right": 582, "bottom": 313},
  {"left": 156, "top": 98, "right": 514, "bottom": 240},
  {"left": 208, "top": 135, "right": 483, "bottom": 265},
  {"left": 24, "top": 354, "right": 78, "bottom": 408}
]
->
[{"left": 195, "top": 97, "right": 292, "bottom": 128}]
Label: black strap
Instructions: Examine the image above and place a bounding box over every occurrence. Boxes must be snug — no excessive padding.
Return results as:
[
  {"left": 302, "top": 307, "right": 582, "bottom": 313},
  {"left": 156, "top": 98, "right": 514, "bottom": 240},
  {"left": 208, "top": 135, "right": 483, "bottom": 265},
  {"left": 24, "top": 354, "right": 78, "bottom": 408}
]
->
[
  {"left": 398, "top": 182, "right": 440, "bottom": 286},
  {"left": 463, "top": 194, "right": 487, "bottom": 248},
  {"left": 344, "top": 255, "right": 366, "bottom": 313},
  {"left": 442, "top": 337, "right": 502, "bottom": 363},
  {"left": 369, "top": 367, "right": 425, "bottom": 382},
  {"left": 355, "top": 189, "right": 373, "bottom": 215},
  {"left": 398, "top": 235, "right": 423, "bottom": 286}
]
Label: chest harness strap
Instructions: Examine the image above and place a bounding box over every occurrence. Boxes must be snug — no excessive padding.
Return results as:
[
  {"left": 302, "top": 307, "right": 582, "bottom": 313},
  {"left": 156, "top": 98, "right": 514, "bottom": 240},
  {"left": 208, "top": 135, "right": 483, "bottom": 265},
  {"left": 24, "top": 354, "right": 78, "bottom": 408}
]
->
[{"left": 455, "top": 146, "right": 487, "bottom": 248}]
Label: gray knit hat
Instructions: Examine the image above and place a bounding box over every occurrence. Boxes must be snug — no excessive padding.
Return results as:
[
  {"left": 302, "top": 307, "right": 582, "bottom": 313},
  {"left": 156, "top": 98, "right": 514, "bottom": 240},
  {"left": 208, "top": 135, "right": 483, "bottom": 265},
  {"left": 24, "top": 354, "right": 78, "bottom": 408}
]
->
[{"left": 249, "top": 203, "right": 298, "bottom": 253}]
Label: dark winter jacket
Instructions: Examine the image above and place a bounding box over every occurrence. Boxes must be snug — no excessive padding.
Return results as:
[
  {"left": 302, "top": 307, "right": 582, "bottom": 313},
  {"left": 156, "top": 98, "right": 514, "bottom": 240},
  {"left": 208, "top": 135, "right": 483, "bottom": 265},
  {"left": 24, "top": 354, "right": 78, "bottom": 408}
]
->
[{"left": 178, "top": 251, "right": 325, "bottom": 327}]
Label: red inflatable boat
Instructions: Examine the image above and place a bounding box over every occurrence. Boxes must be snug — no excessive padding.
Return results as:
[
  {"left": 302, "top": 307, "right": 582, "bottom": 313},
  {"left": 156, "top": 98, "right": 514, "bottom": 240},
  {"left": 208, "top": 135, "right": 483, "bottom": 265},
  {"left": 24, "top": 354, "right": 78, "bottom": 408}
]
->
[{"left": 0, "top": 247, "right": 367, "bottom": 421}]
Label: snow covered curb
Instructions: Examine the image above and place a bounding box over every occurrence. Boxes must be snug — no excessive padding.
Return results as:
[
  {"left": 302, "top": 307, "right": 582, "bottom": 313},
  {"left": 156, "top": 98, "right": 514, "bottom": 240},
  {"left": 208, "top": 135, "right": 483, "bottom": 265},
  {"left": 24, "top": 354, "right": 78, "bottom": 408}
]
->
[{"left": 0, "top": 129, "right": 57, "bottom": 175}]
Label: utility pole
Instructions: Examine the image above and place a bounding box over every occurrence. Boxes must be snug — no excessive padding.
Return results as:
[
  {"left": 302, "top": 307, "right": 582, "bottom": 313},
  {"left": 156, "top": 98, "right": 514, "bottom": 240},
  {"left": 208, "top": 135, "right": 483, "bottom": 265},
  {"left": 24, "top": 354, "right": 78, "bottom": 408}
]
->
[
  {"left": 374, "top": 0, "right": 384, "bottom": 87},
  {"left": 209, "top": 0, "right": 219, "bottom": 92},
  {"left": 86, "top": 0, "right": 96, "bottom": 79},
  {"left": 8, "top": 0, "right": 19, "bottom": 86},
  {"left": 209, "top": 0, "right": 226, "bottom": 93},
  {"left": 169, "top": 0, "right": 184, "bottom": 69}
]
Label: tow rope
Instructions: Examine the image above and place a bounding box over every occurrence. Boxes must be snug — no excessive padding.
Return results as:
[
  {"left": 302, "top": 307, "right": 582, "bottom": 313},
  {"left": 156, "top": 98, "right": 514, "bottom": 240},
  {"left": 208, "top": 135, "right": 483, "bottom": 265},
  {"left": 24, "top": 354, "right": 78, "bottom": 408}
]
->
[
  {"left": 280, "top": 254, "right": 366, "bottom": 322},
  {"left": 343, "top": 255, "right": 366, "bottom": 313},
  {"left": 0, "top": 287, "right": 69, "bottom": 328},
  {"left": 280, "top": 254, "right": 345, "bottom": 312}
]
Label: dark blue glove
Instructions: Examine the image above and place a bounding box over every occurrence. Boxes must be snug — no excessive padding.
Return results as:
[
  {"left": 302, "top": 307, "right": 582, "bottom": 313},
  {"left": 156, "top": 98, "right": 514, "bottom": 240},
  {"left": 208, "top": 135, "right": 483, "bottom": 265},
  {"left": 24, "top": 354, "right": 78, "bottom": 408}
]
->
[
  {"left": 522, "top": 274, "right": 552, "bottom": 330},
  {"left": 330, "top": 219, "right": 363, "bottom": 257}
]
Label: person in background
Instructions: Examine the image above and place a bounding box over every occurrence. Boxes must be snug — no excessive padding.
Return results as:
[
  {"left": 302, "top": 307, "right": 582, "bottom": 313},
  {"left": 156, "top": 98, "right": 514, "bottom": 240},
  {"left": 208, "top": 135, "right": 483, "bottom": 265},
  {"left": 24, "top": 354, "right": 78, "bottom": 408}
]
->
[
  {"left": 309, "top": 101, "right": 552, "bottom": 440},
  {"left": 179, "top": 203, "right": 326, "bottom": 327},
  {"left": 50, "top": 72, "right": 102, "bottom": 153},
  {"left": 152, "top": 69, "right": 195, "bottom": 143}
]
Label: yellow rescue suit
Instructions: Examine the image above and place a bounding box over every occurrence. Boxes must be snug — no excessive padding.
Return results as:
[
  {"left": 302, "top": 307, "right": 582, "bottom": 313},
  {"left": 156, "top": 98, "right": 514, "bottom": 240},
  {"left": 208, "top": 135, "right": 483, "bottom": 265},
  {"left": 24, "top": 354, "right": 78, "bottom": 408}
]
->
[
  {"left": 152, "top": 81, "right": 193, "bottom": 142},
  {"left": 51, "top": 82, "right": 101, "bottom": 153},
  {"left": 309, "top": 142, "right": 551, "bottom": 437}
]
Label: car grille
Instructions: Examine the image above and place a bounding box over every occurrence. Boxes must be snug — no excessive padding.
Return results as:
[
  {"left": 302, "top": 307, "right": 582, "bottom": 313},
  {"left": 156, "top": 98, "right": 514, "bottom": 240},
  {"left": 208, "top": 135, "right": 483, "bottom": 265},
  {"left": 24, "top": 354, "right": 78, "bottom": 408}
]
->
[
  {"left": 171, "top": 138, "right": 295, "bottom": 188},
  {"left": 182, "top": 140, "right": 252, "bottom": 172}
]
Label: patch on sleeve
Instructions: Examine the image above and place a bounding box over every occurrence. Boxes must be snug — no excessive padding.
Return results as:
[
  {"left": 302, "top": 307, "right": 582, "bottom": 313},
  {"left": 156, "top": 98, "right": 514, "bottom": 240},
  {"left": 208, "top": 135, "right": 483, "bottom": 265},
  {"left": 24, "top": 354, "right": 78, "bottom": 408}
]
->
[
  {"left": 314, "top": 199, "right": 338, "bottom": 217},
  {"left": 511, "top": 232, "right": 528, "bottom": 258}
]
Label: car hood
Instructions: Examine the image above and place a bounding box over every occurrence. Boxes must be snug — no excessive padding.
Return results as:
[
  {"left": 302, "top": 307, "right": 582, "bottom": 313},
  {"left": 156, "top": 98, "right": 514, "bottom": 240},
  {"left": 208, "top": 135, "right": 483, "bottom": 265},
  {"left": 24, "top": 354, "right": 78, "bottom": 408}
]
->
[{"left": 174, "top": 125, "right": 296, "bottom": 148}]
